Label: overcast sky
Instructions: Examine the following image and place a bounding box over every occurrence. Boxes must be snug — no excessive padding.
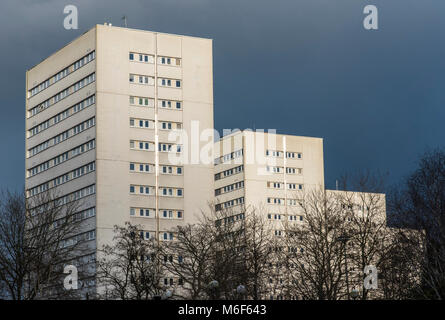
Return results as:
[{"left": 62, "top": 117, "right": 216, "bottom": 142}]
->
[{"left": 1, "top": 0, "right": 444, "bottom": 191}]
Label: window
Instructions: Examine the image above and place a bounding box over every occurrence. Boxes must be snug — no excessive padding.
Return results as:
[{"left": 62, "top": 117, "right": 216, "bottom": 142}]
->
[
  {"left": 129, "top": 53, "right": 134, "bottom": 60},
  {"left": 130, "top": 186, "right": 135, "bottom": 193},
  {"left": 176, "top": 80, "right": 181, "bottom": 88},
  {"left": 130, "top": 163, "right": 135, "bottom": 171},
  {"left": 177, "top": 189, "right": 183, "bottom": 197},
  {"left": 129, "top": 74, "right": 134, "bottom": 83},
  {"left": 177, "top": 211, "right": 183, "bottom": 219}
]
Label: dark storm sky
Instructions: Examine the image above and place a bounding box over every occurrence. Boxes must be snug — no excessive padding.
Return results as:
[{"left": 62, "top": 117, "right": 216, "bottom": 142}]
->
[{"left": 1, "top": 0, "right": 444, "bottom": 191}]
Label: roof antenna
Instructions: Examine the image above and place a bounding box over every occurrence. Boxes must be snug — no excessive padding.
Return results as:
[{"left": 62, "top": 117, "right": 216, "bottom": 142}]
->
[{"left": 122, "top": 15, "right": 128, "bottom": 28}]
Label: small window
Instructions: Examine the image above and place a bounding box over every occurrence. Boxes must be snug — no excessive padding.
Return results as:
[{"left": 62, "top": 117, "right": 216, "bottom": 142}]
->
[
  {"left": 130, "top": 186, "right": 135, "bottom": 193},
  {"left": 129, "top": 53, "right": 134, "bottom": 60},
  {"left": 129, "top": 74, "right": 134, "bottom": 83},
  {"left": 176, "top": 80, "right": 181, "bottom": 88},
  {"left": 130, "top": 163, "right": 135, "bottom": 171}
]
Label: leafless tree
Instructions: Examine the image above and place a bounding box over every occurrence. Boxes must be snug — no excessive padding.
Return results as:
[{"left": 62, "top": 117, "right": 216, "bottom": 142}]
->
[
  {"left": 160, "top": 221, "right": 214, "bottom": 300},
  {"left": 238, "top": 205, "right": 275, "bottom": 300},
  {"left": 0, "top": 188, "right": 89, "bottom": 300},
  {"left": 389, "top": 149, "right": 445, "bottom": 299},
  {"left": 161, "top": 204, "right": 275, "bottom": 300},
  {"left": 96, "top": 222, "right": 165, "bottom": 300},
  {"left": 336, "top": 172, "right": 395, "bottom": 300},
  {"left": 283, "top": 187, "right": 348, "bottom": 300}
]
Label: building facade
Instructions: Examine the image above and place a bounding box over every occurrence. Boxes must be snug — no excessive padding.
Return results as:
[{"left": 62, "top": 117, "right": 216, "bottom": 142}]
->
[
  {"left": 25, "top": 24, "right": 214, "bottom": 295},
  {"left": 214, "top": 130, "right": 325, "bottom": 222}
]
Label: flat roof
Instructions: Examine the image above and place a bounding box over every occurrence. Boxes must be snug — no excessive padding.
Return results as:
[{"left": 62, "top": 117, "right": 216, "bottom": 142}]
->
[{"left": 27, "top": 24, "right": 212, "bottom": 72}]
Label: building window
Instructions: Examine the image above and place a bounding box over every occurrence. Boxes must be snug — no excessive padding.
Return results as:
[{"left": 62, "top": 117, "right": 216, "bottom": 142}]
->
[
  {"left": 130, "top": 186, "right": 135, "bottom": 193},
  {"left": 130, "top": 163, "right": 135, "bottom": 171},
  {"left": 129, "top": 53, "right": 134, "bottom": 60},
  {"left": 176, "top": 80, "right": 181, "bottom": 88}
]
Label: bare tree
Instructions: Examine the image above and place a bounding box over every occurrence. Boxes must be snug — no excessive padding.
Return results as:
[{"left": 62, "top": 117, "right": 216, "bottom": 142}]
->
[
  {"left": 389, "top": 149, "right": 445, "bottom": 299},
  {"left": 238, "top": 205, "right": 275, "bottom": 300},
  {"left": 283, "top": 187, "right": 347, "bottom": 300},
  {"left": 161, "top": 204, "right": 275, "bottom": 300},
  {"left": 337, "top": 172, "right": 394, "bottom": 300},
  {"left": 0, "top": 188, "right": 89, "bottom": 300},
  {"left": 161, "top": 221, "right": 214, "bottom": 300},
  {"left": 96, "top": 222, "right": 165, "bottom": 300}
]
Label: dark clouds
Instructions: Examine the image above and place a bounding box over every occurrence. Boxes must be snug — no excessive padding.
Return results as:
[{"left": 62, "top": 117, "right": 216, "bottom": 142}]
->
[{"left": 1, "top": 0, "right": 444, "bottom": 190}]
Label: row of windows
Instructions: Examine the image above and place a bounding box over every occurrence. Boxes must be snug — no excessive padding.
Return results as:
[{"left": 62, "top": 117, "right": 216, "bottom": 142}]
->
[
  {"left": 160, "top": 78, "right": 181, "bottom": 88},
  {"left": 130, "top": 118, "right": 154, "bottom": 128},
  {"left": 74, "top": 51, "right": 95, "bottom": 71},
  {"left": 54, "top": 207, "right": 96, "bottom": 229},
  {"left": 130, "top": 207, "right": 183, "bottom": 219},
  {"left": 214, "top": 149, "right": 244, "bottom": 165},
  {"left": 215, "top": 181, "right": 244, "bottom": 196},
  {"left": 139, "top": 231, "right": 175, "bottom": 241},
  {"left": 288, "top": 215, "right": 304, "bottom": 221},
  {"left": 129, "top": 96, "right": 183, "bottom": 110},
  {"left": 30, "top": 184, "right": 95, "bottom": 216},
  {"left": 267, "top": 197, "right": 301, "bottom": 206},
  {"left": 130, "top": 140, "right": 154, "bottom": 151},
  {"left": 28, "top": 162, "right": 95, "bottom": 197},
  {"left": 129, "top": 185, "right": 184, "bottom": 197},
  {"left": 28, "top": 139, "right": 95, "bottom": 177},
  {"left": 74, "top": 207, "right": 96, "bottom": 221},
  {"left": 61, "top": 229, "right": 96, "bottom": 248},
  {"left": 129, "top": 74, "right": 154, "bottom": 85},
  {"left": 266, "top": 166, "right": 302, "bottom": 174},
  {"left": 129, "top": 52, "right": 181, "bottom": 66},
  {"left": 129, "top": 52, "right": 154, "bottom": 63},
  {"left": 29, "top": 73, "right": 95, "bottom": 117},
  {"left": 215, "top": 197, "right": 245, "bottom": 211},
  {"left": 159, "top": 143, "right": 182, "bottom": 153},
  {"left": 71, "top": 252, "right": 96, "bottom": 268},
  {"left": 214, "top": 165, "right": 244, "bottom": 181},
  {"left": 129, "top": 162, "right": 183, "bottom": 175},
  {"left": 129, "top": 73, "right": 182, "bottom": 88},
  {"left": 267, "top": 182, "right": 303, "bottom": 190},
  {"left": 216, "top": 212, "right": 246, "bottom": 226},
  {"left": 266, "top": 150, "right": 302, "bottom": 159},
  {"left": 28, "top": 117, "right": 95, "bottom": 157},
  {"left": 130, "top": 162, "right": 152, "bottom": 173},
  {"left": 129, "top": 118, "right": 182, "bottom": 131},
  {"left": 29, "top": 95, "right": 95, "bottom": 137},
  {"left": 267, "top": 214, "right": 304, "bottom": 221},
  {"left": 29, "top": 51, "right": 95, "bottom": 97},
  {"left": 130, "top": 140, "right": 182, "bottom": 153}
]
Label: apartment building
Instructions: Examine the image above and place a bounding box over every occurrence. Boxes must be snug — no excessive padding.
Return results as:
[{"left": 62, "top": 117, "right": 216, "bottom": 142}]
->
[
  {"left": 25, "top": 24, "right": 214, "bottom": 296},
  {"left": 214, "top": 130, "right": 388, "bottom": 300},
  {"left": 214, "top": 130, "right": 325, "bottom": 221}
]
